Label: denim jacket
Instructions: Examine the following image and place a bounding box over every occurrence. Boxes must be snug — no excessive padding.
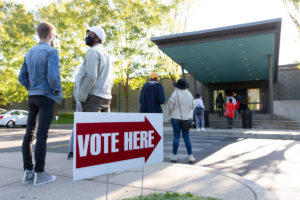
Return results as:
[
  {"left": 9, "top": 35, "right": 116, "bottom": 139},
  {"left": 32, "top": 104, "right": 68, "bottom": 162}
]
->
[{"left": 18, "top": 42, "right": 63, "bottom": 104}]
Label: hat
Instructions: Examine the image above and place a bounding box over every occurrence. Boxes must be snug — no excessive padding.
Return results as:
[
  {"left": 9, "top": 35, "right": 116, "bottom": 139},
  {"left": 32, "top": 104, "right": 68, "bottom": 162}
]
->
[
  {"left": 173, "top": 79, "right": 189, "bottom": 89},
  {"left": 149, "top": 72, "right": 159, "bottom": 80},
  {"left": 86, "top": 26, "right": 106, "bottom": 42}
]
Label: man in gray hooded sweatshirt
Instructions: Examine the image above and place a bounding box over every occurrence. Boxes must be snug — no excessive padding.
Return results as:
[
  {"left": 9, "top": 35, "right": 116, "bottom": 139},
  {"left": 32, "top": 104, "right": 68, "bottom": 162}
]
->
[{"left": 76, "top": 26, "right": 114, "bottom": 112}]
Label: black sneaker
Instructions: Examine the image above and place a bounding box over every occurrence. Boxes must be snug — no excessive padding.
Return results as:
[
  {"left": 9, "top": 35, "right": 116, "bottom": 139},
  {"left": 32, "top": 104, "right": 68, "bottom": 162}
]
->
[{"left": 67, "top": 152, "right": 73, "bottom": 159}]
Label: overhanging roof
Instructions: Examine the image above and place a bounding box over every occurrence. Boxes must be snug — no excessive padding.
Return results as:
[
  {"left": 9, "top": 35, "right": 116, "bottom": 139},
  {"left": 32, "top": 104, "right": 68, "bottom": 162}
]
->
[{"left": 151, "top": 18, "right": 281, "bottom": 85}]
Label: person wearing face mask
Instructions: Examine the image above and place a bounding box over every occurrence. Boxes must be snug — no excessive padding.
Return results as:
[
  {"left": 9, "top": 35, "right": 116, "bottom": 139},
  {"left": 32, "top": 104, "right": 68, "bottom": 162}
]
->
[
  {"left": 75, "top": 26, "right": 114, "bottom": 112},
  {"left": 18, "top": 22, "right": 63, "bottom": 186}
]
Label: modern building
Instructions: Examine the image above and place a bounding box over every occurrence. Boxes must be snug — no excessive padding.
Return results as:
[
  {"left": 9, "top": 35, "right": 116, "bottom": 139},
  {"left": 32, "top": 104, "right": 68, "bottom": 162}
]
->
[{"left": 151, "top": 18, "right": 300, "bottom": 121}]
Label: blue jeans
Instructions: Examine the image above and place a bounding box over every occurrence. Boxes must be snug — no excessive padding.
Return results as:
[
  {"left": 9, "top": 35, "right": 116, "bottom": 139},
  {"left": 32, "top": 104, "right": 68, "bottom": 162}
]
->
[
  {"left": 171, "top": 118, "right": 192, "bottom": 155},
  {"left": 195, "top": 110, "right": 205, "bottom": 129},
  {"left": 22, "top": 96, "right": 55, "bottom": 172}
]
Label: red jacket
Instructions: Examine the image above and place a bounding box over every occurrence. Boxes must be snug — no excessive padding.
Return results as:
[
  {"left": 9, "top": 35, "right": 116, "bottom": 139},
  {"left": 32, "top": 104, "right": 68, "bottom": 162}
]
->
[{"left": 225, "top": 102, "right": 235, "bottom": 118}]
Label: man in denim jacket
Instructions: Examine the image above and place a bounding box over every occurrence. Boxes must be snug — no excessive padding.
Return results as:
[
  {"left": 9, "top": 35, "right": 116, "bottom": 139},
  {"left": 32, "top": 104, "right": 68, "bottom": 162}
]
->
[{"left": 18, "top": 22, "right": 62, "bottom": 186}]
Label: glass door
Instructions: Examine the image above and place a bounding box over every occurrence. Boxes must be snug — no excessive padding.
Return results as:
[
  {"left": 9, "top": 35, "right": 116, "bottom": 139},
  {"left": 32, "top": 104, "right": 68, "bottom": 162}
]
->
[
  {"left": 213, "top": 90, "right": 225, "bottom": 111},
  {"left": 247, "top": 88, "right": 262, "bottom": 111}
]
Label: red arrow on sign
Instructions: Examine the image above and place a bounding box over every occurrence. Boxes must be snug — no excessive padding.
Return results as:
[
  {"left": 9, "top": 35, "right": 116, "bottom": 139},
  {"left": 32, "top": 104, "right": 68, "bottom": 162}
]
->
[{"left": 75, "top": 117, "right": 161, "bottom": 169}]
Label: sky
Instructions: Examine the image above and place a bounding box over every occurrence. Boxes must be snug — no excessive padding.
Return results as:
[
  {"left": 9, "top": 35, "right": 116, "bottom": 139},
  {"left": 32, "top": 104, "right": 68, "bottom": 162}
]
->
[{"left": 14, "top": 0, "right": 300, "bottom": 65}]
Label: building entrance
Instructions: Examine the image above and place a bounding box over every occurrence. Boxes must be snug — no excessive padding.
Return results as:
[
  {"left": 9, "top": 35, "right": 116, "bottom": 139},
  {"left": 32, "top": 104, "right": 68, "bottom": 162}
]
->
[{"left": 212, "top": 88, "right": 262, "bottom": 112}]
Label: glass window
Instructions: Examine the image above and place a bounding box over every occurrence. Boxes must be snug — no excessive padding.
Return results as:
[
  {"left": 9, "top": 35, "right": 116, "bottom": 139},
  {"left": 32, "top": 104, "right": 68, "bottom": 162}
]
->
[
  {"left": 11, "top": 111, "right": 20, "bottom": 115},
  {"left": 247, "top": 89, "right": 261, "bottom": 111}
]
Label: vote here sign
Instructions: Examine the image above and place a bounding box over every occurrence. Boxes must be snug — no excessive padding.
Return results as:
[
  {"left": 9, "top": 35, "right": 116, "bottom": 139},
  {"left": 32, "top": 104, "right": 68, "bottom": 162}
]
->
[{"left": 73, "top": 112, "right": 163, "bottom": 180}]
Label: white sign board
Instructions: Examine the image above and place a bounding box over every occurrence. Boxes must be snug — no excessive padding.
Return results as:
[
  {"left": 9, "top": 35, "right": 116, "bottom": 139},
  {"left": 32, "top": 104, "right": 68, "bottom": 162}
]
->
[{"left": 73, "top": 112, "right": 163, "bottom": 180}]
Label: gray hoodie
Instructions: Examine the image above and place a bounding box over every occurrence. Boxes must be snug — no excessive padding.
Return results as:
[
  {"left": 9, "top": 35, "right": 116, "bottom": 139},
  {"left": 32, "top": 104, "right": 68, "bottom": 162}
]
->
[{"left": 76, "top": 44, "right": 114, "bottom": 102}]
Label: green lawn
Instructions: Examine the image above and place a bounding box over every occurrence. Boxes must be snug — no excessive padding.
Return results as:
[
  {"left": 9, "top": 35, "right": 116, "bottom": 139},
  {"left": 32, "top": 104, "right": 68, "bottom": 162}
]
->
[
  {"left": 52, "top": 114, "right": 74, "bottom": 124},
  {"left": 122, "top": 192, "right": 220, "bottom": 200}
]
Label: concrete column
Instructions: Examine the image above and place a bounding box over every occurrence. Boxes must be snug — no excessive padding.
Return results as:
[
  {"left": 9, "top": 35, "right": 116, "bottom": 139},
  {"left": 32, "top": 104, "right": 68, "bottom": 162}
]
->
[
  {"left": 193, "top": 73, "right": 197, "bottom": 97},
  {"left": 268, "top": 54, "right": 274, "bottom": 120},
  {"left": 181, "top": 63, "right": 185, "bottom": 79}
]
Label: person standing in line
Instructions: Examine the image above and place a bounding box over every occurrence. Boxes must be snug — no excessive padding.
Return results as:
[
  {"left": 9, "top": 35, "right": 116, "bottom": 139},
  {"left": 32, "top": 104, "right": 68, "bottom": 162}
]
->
[
  {"left": 226, "top": 92, "right": 237, "bottom": 106},
  {"left": 76, "top": 26, "right": 114, "bottom": 112},
  {"left": 216, "top": 92, "right": 224, "bottom": 117},
  {"left": 139, "top": 72, "right": 165, "bottom": 113},
  {"left": 67, "top": 66, "right": 84, "bottom": 159},
  {"left": 168, "top": 79, "right": 196, "bottom": 163},
  {"left": 194, "top": 93, "right": 205, "bottom": 132},
  {"left": 18, "top": 22, "right": 63, "bottom": 186},
  {"left": 225, "top": 98, "right": 235, "bottom": 129}
]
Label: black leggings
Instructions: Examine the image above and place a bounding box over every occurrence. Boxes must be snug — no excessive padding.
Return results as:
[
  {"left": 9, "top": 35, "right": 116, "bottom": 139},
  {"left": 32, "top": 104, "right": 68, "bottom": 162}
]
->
[{"left": 227, "top": 117, "right": 233, "bottom": 126}]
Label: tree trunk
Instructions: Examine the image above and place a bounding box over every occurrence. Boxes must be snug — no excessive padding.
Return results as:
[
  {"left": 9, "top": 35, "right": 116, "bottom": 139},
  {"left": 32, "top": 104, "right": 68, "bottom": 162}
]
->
[{"left": 125, "top": 86, "right": 129, "bottom": 112}]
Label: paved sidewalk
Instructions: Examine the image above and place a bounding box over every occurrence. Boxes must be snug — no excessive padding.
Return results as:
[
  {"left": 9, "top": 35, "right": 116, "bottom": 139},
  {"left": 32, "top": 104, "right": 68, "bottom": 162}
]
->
[{"left": 0, "top": 152, "right": 276, "bottom": 200}]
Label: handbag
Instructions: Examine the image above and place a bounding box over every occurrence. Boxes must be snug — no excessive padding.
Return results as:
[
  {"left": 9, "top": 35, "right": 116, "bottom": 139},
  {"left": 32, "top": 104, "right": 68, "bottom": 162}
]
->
[
  {"left": 176, "top": 91, "right": 194, "bottom": 130},
  {"left": 224, "top": 106, "right": 230, "bottom": 117},
  {"left": 195, "top": 107, "right": 203, "bottom": 115}
]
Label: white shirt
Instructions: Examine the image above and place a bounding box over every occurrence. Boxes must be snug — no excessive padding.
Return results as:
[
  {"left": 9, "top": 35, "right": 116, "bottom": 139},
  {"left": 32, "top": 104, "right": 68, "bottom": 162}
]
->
[
  {"left": 226, "top": 96, "right": 237, "bottom": 105},
  {"left": 194, "top": 98, "right": 205, "bottom": 108}
]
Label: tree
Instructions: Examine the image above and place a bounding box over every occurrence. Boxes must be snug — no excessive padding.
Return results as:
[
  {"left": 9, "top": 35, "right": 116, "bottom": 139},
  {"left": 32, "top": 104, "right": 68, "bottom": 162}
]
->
[
  {"left": 153, "top": 0, "right": 198, "bottom": 83},
  {"left": 107, "top": 0, "right": 177, "bottom": 112},
  {"left": 283, "top": 0, "right": 300, "bottom": 36},
  {"left": 0, "top": 1, "right": 36, "bottom": 107}
]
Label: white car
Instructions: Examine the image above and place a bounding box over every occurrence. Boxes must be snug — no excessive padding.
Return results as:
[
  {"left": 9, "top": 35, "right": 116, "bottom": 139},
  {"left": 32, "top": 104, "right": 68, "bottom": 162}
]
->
[
  {"left": 0, "top": 110, "right": 28, "bottom": 128},
  {"left": 0, "top": 109, "right": 6, "bottom": 113}
]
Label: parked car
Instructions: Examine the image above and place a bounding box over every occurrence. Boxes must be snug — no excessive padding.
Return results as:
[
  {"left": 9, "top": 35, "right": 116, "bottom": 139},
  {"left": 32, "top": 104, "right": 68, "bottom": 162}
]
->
[
  {"left": 0, "top": 110, "right": 28, "bottom": 128},
  {"left": 0, "top": 109, "right": 6, "bottom": 114}
]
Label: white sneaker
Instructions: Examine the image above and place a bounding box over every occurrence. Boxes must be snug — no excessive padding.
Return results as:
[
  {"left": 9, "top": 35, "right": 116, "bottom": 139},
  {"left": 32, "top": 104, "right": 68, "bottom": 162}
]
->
[
  {"left": 170, "top": 154, "right": 177, "bottom": 162},
  {"left": 188, "top": 155, "right": 196, "bottom": 163},
  {"left": 196, "top": 128, "right": 200, "bottom": 132},
  {"left": 201, "top": 128, "right": 205, "bottom": 132}
]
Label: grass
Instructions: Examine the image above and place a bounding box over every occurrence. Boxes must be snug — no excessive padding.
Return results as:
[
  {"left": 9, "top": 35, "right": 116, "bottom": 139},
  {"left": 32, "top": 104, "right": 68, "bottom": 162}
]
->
[
  {"left": 122, "top": 192, "right": 220, "bottom": 200},
  {"left": 51, "top": 113, "right": 74, "bottom": 124}
]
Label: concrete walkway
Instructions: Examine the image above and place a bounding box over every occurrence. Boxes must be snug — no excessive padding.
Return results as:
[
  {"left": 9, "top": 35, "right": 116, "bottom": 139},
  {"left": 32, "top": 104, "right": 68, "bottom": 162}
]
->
[{"left": 0, "top": 152, "right": 277, "bottom": 200}]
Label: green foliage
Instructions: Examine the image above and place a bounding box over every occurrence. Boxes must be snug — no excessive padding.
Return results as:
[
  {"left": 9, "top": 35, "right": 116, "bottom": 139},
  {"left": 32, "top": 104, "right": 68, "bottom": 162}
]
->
[
  {"left": 0, "top": 0, "right": 190, "bottom": 110},
  {"left": 0, "top": 1, "right": 36, "bottom": 106},
  {"left": 122, "top": 192, "right": 220, "bottom": 200}
]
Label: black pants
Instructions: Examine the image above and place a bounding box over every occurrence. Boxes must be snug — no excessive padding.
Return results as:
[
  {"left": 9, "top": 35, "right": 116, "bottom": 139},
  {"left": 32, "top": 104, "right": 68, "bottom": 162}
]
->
[
  {"left": 22, "top": 96, "right": 55, "bottom": 172},
  {"left": 227, "top": 117, "right": 233, "bottom": 127},
  {"left": 81, "top": 94, "right": 111, "bottom": 112},
  {"left": 217, "top": 105, "right": 223, "bottom": 117}
]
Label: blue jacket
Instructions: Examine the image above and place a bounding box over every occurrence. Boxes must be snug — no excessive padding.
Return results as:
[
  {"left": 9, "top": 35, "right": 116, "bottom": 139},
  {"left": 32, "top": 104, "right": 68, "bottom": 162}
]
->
[
  {"left": 18, "top": 42, "right": 63, "bottom": 104},
  {"left": 139, "top": 80, "right": 165, "bottom": 113}
]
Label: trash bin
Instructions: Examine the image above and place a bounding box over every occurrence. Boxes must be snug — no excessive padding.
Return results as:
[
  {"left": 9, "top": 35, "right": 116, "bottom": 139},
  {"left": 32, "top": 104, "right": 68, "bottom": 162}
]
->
[
  {"left": 242, "top": 110, "right": 252, "bottom": 129},
  {"left": 203, "top": 110, "right": 209, "bottom": 127}
]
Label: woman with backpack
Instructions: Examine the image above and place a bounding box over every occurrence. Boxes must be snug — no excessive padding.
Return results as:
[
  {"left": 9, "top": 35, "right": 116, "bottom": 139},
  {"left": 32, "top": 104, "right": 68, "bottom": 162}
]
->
[
  {"left": 216, "top": 93, "right": 224, "bottom": 117},
  {"left": 224, "top": 98, "right": 235, "bottom": 129},
  {"left": 194, "top": 93, "right": 205, "bottom": 132}
]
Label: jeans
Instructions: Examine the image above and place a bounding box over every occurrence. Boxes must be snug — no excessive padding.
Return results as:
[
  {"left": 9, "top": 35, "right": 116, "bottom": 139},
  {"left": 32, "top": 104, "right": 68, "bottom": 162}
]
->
[
  {"left": 171, "top": 118, "right": 192, "bottom": 155},
  {"left": 22, "top": 96, "right": 55, "bottom": 172},
  {"left": 69, "top": 101, "right": 82, "bottom": 153},
  {"left": 195, "top": 110, "right": 205, "bottom": 129},
  {"left": 81, "top": 95, "right": 111, "bottom": 112},
  {"left": 228, "top": 117, "right": 233, "bottom": 127}
]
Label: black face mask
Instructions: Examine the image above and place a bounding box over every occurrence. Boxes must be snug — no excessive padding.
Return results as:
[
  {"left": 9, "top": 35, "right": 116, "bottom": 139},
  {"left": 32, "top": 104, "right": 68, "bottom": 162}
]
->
[{"left": 85, "top": 35, "right": 95, "bottom": 46}]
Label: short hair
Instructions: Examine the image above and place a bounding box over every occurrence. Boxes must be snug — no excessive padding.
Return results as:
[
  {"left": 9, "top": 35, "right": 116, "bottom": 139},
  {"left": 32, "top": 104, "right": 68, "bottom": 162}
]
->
[
  {"left": 229, "top": 98, "right": 233, "bottom": 103},
  {"left": 196, "top": 93, "right": 200, "bottom": 98},
  {"left": 37, "top": 22, "right": 56, "bottom": 39}
]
